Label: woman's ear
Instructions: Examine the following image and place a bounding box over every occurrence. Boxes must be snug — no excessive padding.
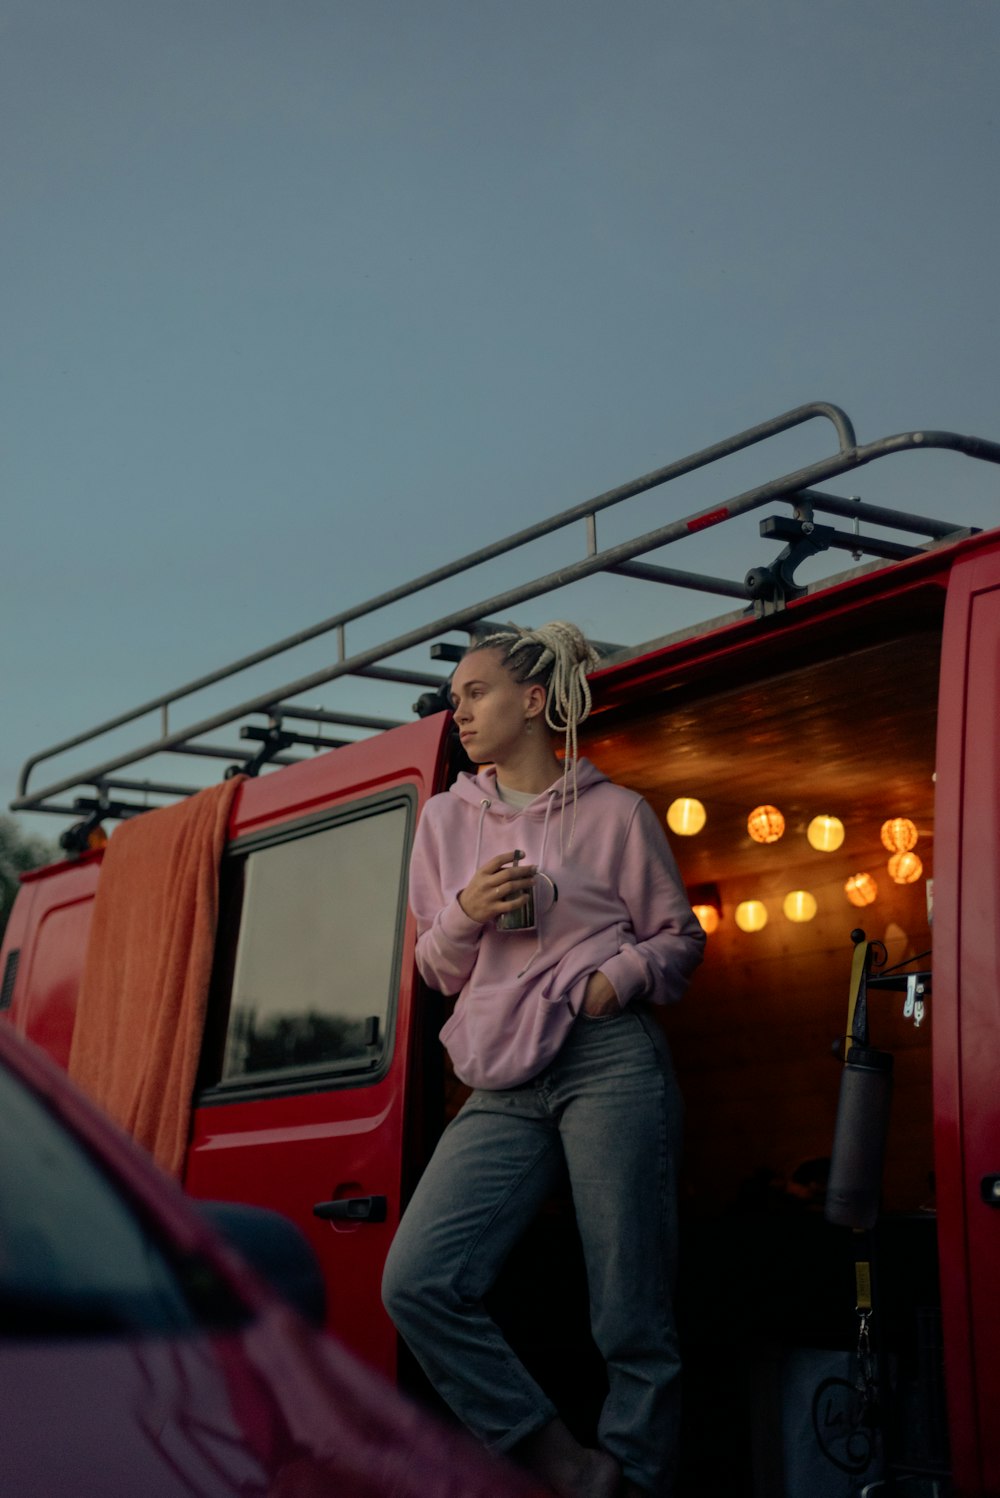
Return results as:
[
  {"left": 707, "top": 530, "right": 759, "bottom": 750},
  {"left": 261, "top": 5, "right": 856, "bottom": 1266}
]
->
[{"left": 523, "top": 681, "right": 547, "bottom": 721}]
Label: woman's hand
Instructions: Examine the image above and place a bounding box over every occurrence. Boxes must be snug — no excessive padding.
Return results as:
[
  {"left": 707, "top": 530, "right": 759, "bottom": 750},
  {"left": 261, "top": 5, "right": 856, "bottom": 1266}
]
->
[
  {"left": 458, "top": 851, "right": 536, "bottom": 925},
  {"left": 581, "top": 970, "right": 620, "bottom": 1017}
]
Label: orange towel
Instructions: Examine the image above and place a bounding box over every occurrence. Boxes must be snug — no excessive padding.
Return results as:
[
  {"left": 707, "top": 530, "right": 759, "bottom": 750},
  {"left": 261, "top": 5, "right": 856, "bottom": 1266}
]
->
[{"left": 68, "top": 776, "right": 244, "bottom": 1177}]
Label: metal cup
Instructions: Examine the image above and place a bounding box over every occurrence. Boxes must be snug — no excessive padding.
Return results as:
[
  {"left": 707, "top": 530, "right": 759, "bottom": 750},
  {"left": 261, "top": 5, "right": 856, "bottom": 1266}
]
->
[
  {"left": 496, "top": 881, "right": 536, "bottom": 931},
  {"left": 495, "top": 856, "right": 557, "bottom": 932}
]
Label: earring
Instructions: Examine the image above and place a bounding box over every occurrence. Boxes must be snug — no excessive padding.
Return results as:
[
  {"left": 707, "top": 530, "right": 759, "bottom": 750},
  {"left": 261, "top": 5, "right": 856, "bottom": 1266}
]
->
[{"left": 524, "top": 717, "right": 534, "bottom": 734}]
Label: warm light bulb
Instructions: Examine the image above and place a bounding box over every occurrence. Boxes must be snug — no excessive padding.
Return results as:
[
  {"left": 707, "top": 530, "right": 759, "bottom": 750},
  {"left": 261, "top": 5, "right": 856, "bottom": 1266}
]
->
[
  {"left": 747, "top": 805, "right": 785, "bottom": 844},
  {"left": 881, "top": 817, "right": 918, "bottom": 853},
  {"left": 844, "top": 872, "right": 878, "bottom": 908},
  {"left": 666, "top": 797, "right": 706, "bottom": 836},
  {"left": 807, "top": 814, "right": 845, "bottom": 852},
  {"left": 735, "top": 900, "right": 768, "bottom": 933},
  {"left": 692, "top": 904, "right": 720, "bottom": 935},
  {"left": 783, "top": 890, "right": 818, "bottom": 922},
  {"left": 888, "top": 850, "right": 923, "bottom": 885}
]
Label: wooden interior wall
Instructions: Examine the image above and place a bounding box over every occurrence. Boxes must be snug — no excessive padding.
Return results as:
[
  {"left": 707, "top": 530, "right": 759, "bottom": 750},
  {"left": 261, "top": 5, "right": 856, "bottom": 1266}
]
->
[
  {"left": 660, "top": 856, "right": 933, "bottom": 1214},
  {"left": 583, "top": 631, "right": 939, "bottom": 1217}
]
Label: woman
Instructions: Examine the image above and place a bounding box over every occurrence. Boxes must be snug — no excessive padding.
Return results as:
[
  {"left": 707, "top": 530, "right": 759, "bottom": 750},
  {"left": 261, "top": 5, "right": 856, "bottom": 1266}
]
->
[{"left": 382, "top": 622, "right": 705, "bottom": 1498}]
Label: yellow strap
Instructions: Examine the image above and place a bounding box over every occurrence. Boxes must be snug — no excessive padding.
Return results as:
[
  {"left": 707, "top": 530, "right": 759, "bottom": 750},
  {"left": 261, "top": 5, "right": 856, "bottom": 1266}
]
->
[
  {"left": 855, "top": 1259, "right": 872, "bottom": 1311},
  {"left": 845, "top": 940, "right": 868, "bottom": 1049}
]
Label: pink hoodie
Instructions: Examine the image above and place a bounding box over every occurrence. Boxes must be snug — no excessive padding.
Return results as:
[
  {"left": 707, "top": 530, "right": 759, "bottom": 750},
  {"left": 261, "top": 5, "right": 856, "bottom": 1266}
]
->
[{"left": 408, "top": 758, "right": 705, "bottom": 1089}]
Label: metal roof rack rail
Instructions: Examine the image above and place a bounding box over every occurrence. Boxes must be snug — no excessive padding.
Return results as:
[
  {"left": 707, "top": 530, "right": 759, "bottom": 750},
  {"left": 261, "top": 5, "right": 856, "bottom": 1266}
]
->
[{"left": 12, "top": 401, "right": 998, "bottom": 822}]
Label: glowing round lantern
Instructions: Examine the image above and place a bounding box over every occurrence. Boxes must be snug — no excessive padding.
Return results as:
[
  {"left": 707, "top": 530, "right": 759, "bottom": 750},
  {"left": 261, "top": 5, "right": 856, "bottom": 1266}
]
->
[
  {"left": 735, "top": 900, "right": 768, "bottom": 933},
  {"left": 783, "top": 890, "right": 818, "bottom": 922},
  {"left": 844, "top": 872, "right": 878, "bottom": 908},
  {"left": 888, "top": 850, "right": 923, "bottom": 885},
  {"left": 747, "top": 805, "right": 785, "bottom": 844},
  {"left": 691, "top": 904, "right": 720, "bottom": 935},
  {"left": 807, "top": 814, "right": 845, "bottom": 852},
  {"left": 881, "top": 817, "right": 918, "bottom": 853},
  {"left": 666, "top": 797, "right": 706, "bottom": 836}
]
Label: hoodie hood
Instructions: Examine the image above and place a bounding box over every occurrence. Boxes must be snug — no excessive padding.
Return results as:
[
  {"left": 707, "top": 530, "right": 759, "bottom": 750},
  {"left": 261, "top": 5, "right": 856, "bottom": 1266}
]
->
[
  {"left": 448, "top": 757, "right": 609, "bottom": 814},
  {"left": 450, "top": 756, "right": 610, "bottom": 875}
]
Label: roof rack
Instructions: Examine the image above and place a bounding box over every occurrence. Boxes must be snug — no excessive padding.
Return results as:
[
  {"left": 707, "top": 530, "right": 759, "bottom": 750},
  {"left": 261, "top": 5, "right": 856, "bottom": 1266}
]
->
[{"left": 13, "top": 401, "right": 999, "bottom": 822}]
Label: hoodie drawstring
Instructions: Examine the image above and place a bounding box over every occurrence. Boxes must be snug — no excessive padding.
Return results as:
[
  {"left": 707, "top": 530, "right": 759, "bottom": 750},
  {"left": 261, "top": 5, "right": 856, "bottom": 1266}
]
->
[
  {"left": 536, "top": 789, "right": 555, "bottom": 871},
  {"left": 516, "top": 790, "right": 557, "bottom": 980},
  {"left": 464, "top": 777, "right": 578, "bottom": 980},
  {"left": 473, "top": 798, "right": 491, "bottom": 871}
]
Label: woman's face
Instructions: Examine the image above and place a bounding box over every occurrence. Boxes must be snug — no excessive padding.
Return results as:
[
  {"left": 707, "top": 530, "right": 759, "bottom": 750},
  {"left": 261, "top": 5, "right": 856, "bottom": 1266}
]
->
[{"left": 450, "top": 649, "right": 539, "bottom": 765}]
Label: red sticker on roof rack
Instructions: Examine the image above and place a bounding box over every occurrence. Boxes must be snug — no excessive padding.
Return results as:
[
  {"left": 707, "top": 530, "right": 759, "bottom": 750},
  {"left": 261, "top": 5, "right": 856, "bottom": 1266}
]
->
[{"left": 687, "top": 507, "right": 731, "bottom": 533}]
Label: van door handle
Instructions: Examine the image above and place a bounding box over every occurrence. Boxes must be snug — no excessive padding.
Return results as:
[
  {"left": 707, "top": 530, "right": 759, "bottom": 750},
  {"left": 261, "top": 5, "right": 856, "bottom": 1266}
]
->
[
  {"left": 981, "top": 1176, "right": 1000, "bottom": 1206},
  {"left": 313, "top": 1195, "right": 387, "bottom": 1223}
]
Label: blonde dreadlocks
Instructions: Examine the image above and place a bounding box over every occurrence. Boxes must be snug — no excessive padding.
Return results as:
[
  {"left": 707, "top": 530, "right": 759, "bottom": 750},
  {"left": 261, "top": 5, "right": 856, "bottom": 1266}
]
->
[{"left": 468, "top": 621, "right": 600, "bottom": 850}]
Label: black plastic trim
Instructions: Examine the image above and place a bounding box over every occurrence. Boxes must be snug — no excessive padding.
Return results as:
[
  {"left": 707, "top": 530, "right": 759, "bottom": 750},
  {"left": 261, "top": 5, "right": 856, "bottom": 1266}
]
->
[{"left": 0, "top": 949, "right": 20, "bottom": 1011}]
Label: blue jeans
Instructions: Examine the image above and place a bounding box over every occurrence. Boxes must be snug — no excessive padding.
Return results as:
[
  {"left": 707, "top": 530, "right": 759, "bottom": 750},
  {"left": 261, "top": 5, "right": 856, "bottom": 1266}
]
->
[{"left": 382, "top": 1007, "right": 683, "bottom": 1494}]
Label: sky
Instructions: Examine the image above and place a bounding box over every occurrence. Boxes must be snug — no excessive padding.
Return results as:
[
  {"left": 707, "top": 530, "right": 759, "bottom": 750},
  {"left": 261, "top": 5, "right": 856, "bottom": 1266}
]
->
[{"left": 3, "top": 0, "right": 998, "bottom": 843}]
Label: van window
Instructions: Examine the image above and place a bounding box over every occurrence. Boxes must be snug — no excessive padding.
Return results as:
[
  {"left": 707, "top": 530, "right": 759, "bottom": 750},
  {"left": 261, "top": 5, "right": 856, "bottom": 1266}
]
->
[{"left": 219, "top": 800, "right": 410, "bottom": 1087}]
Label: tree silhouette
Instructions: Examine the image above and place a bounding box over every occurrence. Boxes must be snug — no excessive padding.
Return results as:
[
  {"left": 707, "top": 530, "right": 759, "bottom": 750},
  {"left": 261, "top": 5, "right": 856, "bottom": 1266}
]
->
[{"left": 0, "top": 817, "right": 56, "bottom": 944}]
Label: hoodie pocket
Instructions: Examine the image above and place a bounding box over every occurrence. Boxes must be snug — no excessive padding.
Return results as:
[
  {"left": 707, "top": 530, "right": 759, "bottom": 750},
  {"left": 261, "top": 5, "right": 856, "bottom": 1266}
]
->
[
  {"left": 436, "top": 980, "right": 578, "bottom": 1090},
  {"left": 541, "top": 926, "right": 625, "bottom": 1012},
  {"left": 438, "top": 982, "right": 532, "bottom": 1053}
]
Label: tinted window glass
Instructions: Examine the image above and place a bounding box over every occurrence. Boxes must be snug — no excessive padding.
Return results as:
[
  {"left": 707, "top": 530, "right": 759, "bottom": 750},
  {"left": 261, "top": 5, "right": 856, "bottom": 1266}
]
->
[
  {"left": 221, "top": 801, "right": 409, "bottom": 1083},
  {"left": 0, "top": 1063, "right": 225, "bottom": 1338}
]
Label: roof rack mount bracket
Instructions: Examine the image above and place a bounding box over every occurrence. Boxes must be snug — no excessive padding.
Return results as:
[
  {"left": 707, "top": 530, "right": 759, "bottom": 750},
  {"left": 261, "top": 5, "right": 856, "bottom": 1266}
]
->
[
  {"left": 227, "top": 720, "right": 296, "bottom": 780},
  {"left": 745, "top": 512, "right": 923, "bottom": 616}
]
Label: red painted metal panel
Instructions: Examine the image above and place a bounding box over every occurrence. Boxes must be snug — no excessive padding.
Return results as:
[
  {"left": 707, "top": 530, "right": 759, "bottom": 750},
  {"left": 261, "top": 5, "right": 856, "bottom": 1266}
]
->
[
  {"left": 3, "top": 858, "right": 101, "bottom": 1064},
  {"left": 185, "top": 711, "right": 453, "bottom": 1378},
  {"left": 186, "top": 1076, "right": 407, "bottom": 1374},
  {"left": 934, "top": 538, "right": 1000, "bottom": 1496},
  {"left": 228, "top": 716, "right": 451, "bottom": 839}
]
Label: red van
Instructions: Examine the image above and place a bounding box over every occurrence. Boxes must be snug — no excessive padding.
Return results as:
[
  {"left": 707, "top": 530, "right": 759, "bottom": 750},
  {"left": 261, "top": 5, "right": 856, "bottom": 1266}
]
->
[{"left": 4, "top": 403, "right": 999, "bottom": 1496}]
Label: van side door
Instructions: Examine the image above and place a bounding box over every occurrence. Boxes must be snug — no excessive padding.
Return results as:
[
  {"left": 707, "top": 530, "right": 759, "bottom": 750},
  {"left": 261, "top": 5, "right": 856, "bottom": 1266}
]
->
[
  {"left": 183, "top": 713, "right": 452, "bottom": 1380},
  {"left": 1, "top": 858, "right": 102, "bottom": 1070},
  {"left": 934, "top": 536, "right": 1000, "bottom": 1495}
]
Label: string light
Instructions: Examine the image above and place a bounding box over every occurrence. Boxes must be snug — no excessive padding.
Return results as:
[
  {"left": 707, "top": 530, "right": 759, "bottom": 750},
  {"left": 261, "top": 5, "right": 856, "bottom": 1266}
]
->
[
  {"left": 735, "top": 900, "right": 768, "bottom": 932},
  {"left": 666, "top": 798, "right": 706, "bottom": 836},
  {"left": 888, "top": 850, "right": 923, "bottom": 885},
  {"left": 845, "top": 872, "right": 878, "bottom": 908},
  {"left": 692, "top": 904, "right": 720, "bottom": 935},
  {"left": 881, "top": 818, "right": 918, "bottom": 852},
  {"left": 783, "top": 890, "right": 818, "bottom": 922},
  {"left": 807, "top": 815, "right": 845, "bottom": 852},
  {"left": 747, "top": 805, "right": 785, "bottom": 843}
]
